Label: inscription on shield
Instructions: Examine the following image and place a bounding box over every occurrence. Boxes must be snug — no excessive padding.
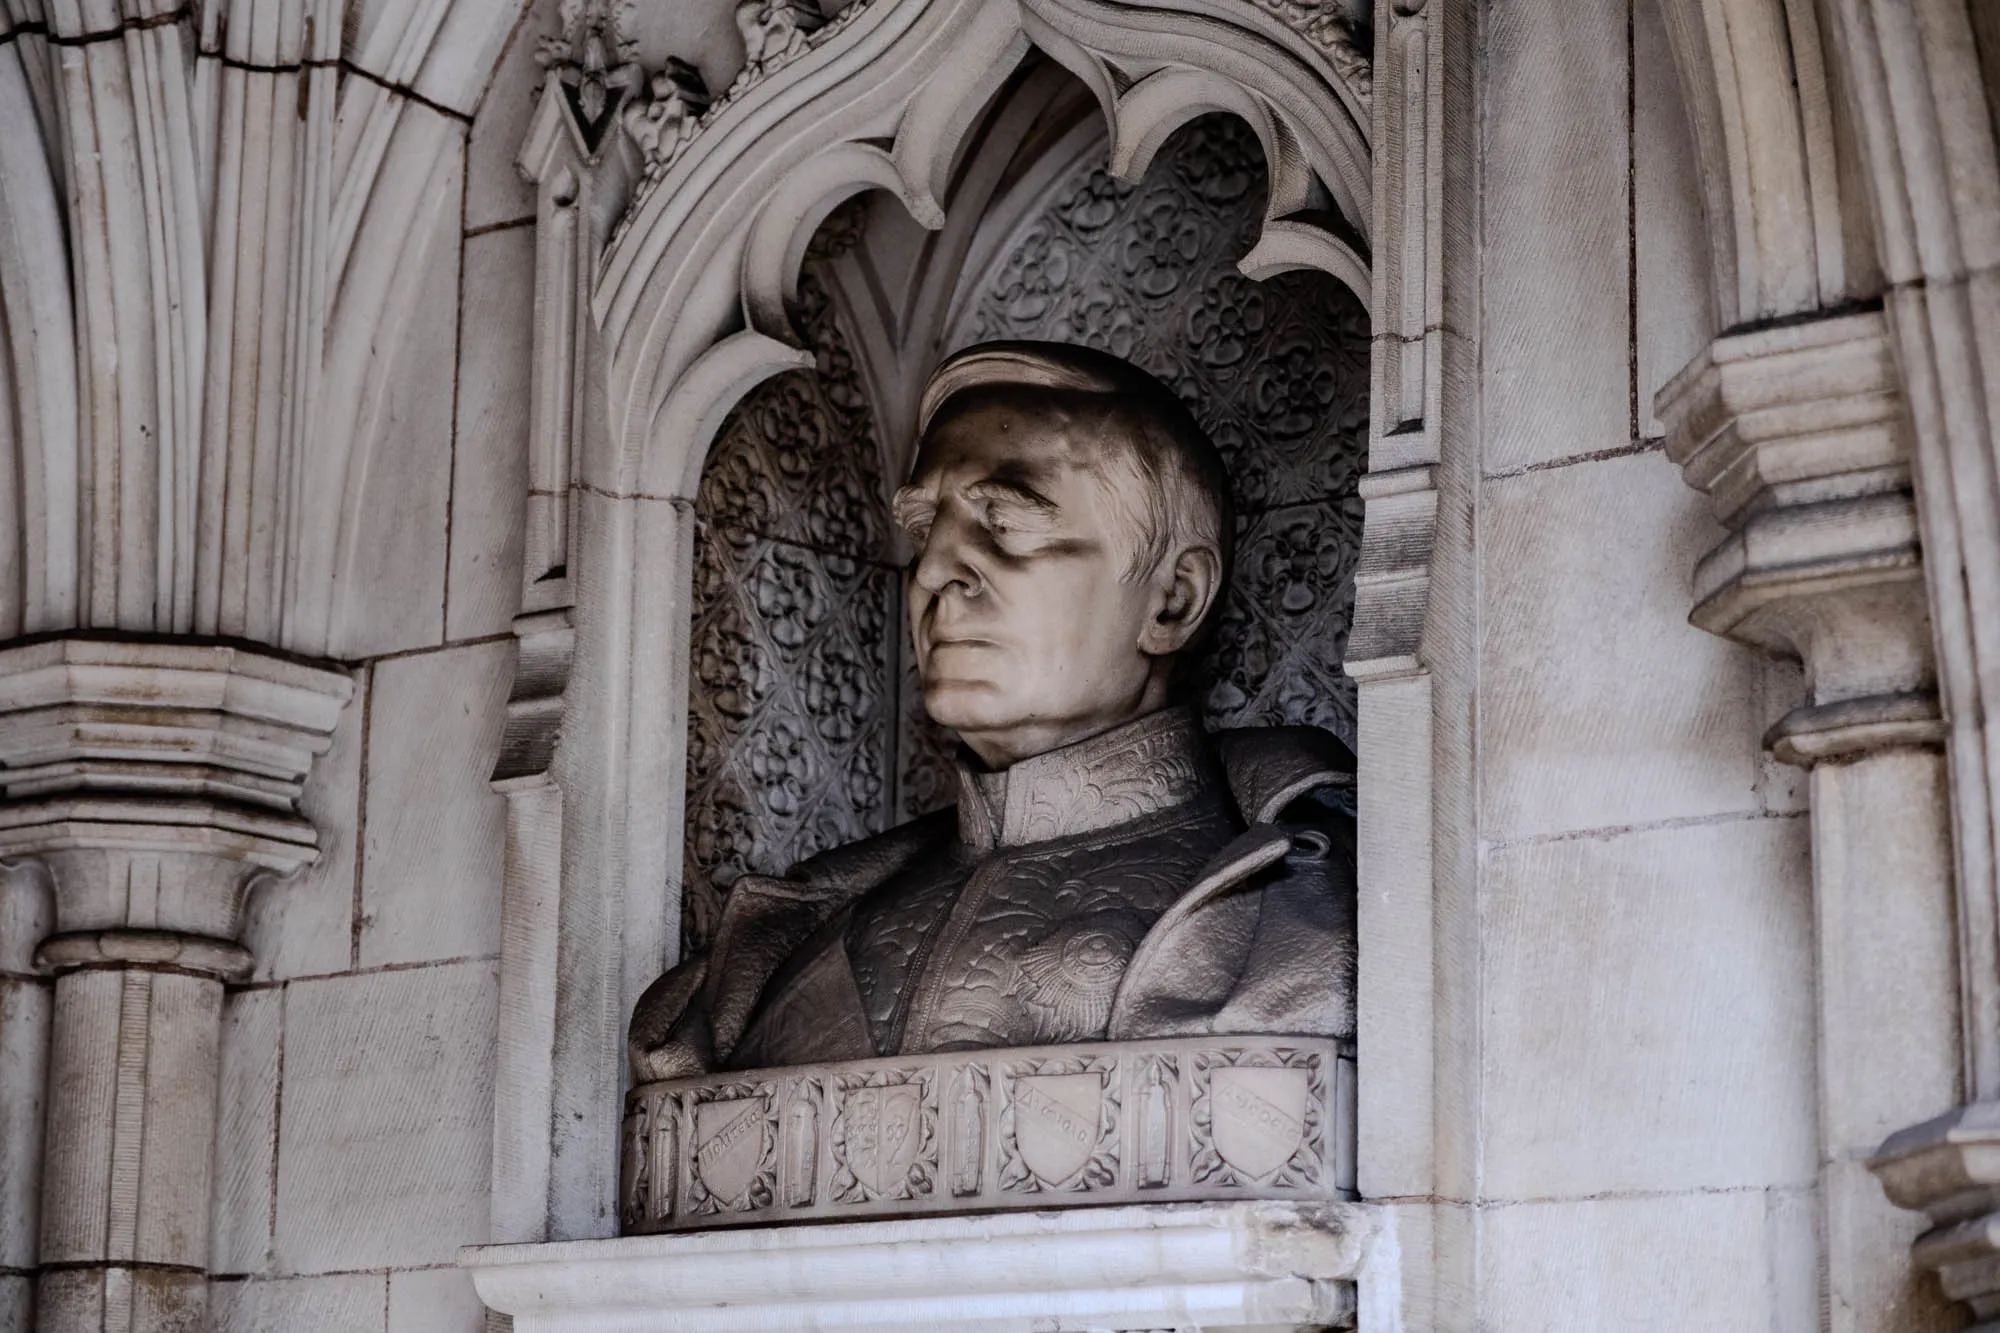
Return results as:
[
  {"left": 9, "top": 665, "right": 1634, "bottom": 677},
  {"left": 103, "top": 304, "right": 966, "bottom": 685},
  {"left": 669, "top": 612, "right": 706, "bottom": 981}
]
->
[
  {"left": 1212, "top": 1066, "right": 1308, "bottom": 1180},
  {"left": 1012, "top": 1073, "right": 1102, "bottom": 1185},
  {"left": 842, "top": 1084, "right": 923, "bottom": 1194},
  {"left": 694, "top": 1097, "right": 766, "bottom": 1205}
]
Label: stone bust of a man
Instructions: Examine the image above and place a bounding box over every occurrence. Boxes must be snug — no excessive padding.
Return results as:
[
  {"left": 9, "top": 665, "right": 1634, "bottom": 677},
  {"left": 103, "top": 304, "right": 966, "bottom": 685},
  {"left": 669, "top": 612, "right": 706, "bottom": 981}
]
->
[{"left": 630, "top": 341, "right": 1356, "bottom": 1082}]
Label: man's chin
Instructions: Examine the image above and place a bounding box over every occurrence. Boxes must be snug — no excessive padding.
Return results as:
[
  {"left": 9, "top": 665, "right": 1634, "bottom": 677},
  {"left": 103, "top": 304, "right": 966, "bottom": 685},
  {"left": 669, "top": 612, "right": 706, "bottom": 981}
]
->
[{"left": 920, "top": 679, "right": 1022, "bottom": 735}]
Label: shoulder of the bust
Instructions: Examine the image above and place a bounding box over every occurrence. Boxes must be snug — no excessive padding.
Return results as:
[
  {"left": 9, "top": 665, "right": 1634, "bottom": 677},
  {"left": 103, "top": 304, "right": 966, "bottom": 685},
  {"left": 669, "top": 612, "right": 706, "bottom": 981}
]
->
[
  {"left": 782, "top": 805, "right": 958, "bottom": 896},
  {"left": 1210, "top": 723, "right": 1356, "bottom": 824}
]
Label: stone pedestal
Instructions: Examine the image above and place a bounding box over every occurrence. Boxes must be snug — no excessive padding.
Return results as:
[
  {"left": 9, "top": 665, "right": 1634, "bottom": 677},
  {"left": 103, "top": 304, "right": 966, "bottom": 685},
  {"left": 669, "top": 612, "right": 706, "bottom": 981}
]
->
[
  {"left": 1658, "top": 310, "right": 1963, "bottom": 1329},
  {"left": 0, "top": 639, "right": 351, "bottom": 1332},
  {"left": 621, "top": 1037, "right": 1355, "bottom": 1234},
  {"left": 464, "top": 1200, "right": 1388, "bottom": 1332}
]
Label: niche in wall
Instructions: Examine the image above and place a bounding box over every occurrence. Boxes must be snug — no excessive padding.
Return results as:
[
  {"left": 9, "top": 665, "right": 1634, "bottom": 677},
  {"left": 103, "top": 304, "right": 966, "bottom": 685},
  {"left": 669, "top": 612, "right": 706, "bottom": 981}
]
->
[{"left": 681, "top": 105, "right": 1369, "bottom": 953}]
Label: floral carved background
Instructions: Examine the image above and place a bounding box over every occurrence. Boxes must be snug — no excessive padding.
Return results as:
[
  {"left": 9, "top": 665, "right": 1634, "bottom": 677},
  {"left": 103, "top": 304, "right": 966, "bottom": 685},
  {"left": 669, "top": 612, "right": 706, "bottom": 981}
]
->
[
  {"left": 683, "top": 264, "right": 905, "bottom": 953},
  {"left": 959, "top": 113, "right": 1371, "bottom": 745},
  {"left": 684, "top": 114, "right": 1369, "bottom": 950}
]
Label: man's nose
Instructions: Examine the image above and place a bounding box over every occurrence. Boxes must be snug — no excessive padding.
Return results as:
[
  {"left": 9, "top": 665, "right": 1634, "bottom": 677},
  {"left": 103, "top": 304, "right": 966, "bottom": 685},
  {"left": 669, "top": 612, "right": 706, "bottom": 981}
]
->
[{"left": 910, "top": 512, "right": 983, "bottom": 599}]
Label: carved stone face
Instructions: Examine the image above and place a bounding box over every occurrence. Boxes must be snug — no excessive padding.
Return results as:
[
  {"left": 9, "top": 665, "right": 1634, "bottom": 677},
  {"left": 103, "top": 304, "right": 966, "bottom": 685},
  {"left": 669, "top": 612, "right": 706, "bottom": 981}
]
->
[{"left": 895, "top": 390, "right": 1219, "bottom": 768}]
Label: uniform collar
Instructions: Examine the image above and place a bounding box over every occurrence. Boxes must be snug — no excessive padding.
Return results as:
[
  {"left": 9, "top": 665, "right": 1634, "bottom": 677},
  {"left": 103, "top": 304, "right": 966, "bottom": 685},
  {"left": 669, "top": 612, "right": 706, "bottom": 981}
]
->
[{"left": 954, "top": 705, "right": 1219, "bottom": 851}]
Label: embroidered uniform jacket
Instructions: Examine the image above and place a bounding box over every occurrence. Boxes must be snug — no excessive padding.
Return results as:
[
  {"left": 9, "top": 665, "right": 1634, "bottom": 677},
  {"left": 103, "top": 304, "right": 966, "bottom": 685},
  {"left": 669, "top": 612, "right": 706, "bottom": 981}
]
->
[{"left": 629, "top": 707, "right": 1357, "bottom": 1081}]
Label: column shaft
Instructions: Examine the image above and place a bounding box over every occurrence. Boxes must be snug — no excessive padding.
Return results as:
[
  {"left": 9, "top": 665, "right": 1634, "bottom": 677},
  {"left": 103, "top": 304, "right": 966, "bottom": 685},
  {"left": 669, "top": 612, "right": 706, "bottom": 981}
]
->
[{"left": 1810, "top": 750, "right": 1963, "bottom": 1330}]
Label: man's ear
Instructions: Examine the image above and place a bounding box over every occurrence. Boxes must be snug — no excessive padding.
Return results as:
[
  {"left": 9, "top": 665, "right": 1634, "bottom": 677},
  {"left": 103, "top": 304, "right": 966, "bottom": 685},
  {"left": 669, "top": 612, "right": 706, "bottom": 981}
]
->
[{"left": 1138, "top": 544, "right": 1223, "bottom": 657}]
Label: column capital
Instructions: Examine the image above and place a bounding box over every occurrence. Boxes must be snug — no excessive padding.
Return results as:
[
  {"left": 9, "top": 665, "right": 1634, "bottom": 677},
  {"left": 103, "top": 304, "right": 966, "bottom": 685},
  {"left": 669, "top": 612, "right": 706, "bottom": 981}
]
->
[
  {"left": 1871, "top": 1103, "right": 2000, "bottom": 1323},
  {"left": 1656, "top": 309, "right": 1939, "bottom": 766},
  {"left": 0, "top": 637, "right": 353, "bottom": 938}
]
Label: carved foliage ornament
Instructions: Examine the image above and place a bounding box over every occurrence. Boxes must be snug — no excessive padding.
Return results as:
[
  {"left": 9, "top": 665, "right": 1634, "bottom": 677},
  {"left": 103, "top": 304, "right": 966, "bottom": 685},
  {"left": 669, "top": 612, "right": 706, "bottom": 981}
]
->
[
  {"left": 603, "top": 0, "right": 1369, "bottom": 240},
  {"left": 611, "top": 0, "right": 871, "bottom": 222},
  {"left": 621, "top": 60, "right": 714, "bottom": 183},
  {"left": 1251, "top": 0, "right": 1374, "bottom": 103},
  {"left": 537, "top": 0, "right": 643, "bottom": 144}
]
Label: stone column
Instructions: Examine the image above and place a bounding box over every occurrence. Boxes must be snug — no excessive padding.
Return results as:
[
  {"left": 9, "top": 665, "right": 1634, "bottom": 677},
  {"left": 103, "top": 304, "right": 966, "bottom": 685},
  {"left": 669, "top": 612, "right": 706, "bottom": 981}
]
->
[
  {"left": 1657, "top": 309, "right": 1963, "bottom": 1330},
  {"left": 0, "top": 640, "right": 350, "bottom": 1332}
]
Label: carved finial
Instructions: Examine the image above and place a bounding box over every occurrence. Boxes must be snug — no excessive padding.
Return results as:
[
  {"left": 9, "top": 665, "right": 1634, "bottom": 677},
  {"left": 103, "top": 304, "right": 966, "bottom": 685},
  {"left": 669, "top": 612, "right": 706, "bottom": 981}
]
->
[
  {"left": 621, "top": 59, "right": 714, "bottom": 182},
  {"left": 538, "top": 0, "right": 643, "bottom": 145}
]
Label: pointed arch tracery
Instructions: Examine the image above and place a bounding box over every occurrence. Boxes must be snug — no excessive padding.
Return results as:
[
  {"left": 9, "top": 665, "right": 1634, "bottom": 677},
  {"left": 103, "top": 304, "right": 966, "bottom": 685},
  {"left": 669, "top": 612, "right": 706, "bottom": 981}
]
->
[{"left": 586, "top": 0, "right": 1375, "bottom": 502}]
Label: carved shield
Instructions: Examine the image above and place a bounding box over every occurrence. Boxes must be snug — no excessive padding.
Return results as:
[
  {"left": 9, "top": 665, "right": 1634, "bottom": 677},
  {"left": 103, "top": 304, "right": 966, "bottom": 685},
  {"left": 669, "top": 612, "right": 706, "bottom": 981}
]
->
[
  {"left": 694, "top": 1097, "right": 766, "bottom": 1205},
  {"left": 1012, "top": 1073, "right": 1103, "bottom": 1185},
  {"left": 1211, "top": 1066, "right": 1309, "bottom": 1180},
  {"left": 843, "top": 1084, "right": 923, "bottom": 1195}
]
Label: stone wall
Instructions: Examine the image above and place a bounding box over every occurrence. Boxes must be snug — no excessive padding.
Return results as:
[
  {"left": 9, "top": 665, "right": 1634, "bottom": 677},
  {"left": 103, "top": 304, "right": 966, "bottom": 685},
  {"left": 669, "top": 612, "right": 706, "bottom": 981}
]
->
[
  {"left": 0, "top": 0, "right": 1916, "bottom": 1327},
  {"left": 1446, "top": 0, "right": 1819, "bottom": 1322},
  {"left": 186, "top": 5, "right": 552, "bottom": 1326}
]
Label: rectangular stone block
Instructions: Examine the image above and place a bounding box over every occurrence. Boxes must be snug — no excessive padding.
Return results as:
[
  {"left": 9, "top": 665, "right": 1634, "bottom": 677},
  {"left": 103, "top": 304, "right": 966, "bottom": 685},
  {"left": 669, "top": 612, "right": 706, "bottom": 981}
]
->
[
  {"left": 1480, "top": 1190, "right": 1815, "bottom": 1332},
  {"left": 1634, "top": 0, "right": 1715, "bottom": 437},
  {"left": 212, "top": 989, "right": 280, "bottom": 1274},
  {"left": 1480, "top": 452, "right": 1762, "bottom": 839},
  {"left": 1810, "top": 751, "right": 1960, "bottom": 1150},
  {"left": 334, "top": 118, "right": 462, "bottom": 660},
  {"left": 389, "top": 1267, "right": 489, "bottom": 1333},
  {"left": 274, "top": 962, "right": 498, "bottom": 1273},
  {"left": 0, "top": 976, "right": 48, "bottom": 1273},
  {"left": 465, "top": 0, "right": 543, "bottom": 230},
  {"left": 361, "top": 642, "right": 512, "bottom": 966},
  {"left": 1481, "top": 817, "right": 1815, "bottom": 1199},
  {"left": 448, "top": 226, "right": 534, "bottom": 641},
  {"left": 0, "top": 1272, "right": 26, "bottom": 1333},
  {"left": 1481, "top": 0, "right": 1630, "bottom": 471},
  {"left": 211, "top": 1274, "right": 387, "bottom": 1333},
  {"left": 242, "top": 666, "right": 365, "bottom": 981},
  {"left": 1355, "top": 673, "right": 1434, "bottom": 1203}
]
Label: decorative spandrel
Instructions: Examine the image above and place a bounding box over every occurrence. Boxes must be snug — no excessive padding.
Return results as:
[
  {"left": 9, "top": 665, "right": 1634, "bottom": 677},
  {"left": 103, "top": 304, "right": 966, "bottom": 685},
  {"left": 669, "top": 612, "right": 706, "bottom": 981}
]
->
[
  {"left": 961, "top": 114, "right": 1369, "bottom": 746},
  {"left": 683, "top": 267, "right": 903, "bottom": 955}
]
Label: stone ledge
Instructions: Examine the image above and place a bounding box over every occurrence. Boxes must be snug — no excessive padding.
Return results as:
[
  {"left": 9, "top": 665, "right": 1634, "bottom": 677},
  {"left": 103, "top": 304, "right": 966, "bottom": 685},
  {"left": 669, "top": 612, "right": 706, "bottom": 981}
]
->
[{"left": 463, "top": 1200, "right": 1384, "bottom": 1332}]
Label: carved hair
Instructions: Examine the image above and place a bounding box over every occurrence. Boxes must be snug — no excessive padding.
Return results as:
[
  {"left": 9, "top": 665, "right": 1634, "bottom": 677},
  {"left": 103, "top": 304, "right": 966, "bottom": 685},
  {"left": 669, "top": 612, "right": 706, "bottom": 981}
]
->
[{"left": 916, "top": 341, "right": 1235, "bottom": 605}]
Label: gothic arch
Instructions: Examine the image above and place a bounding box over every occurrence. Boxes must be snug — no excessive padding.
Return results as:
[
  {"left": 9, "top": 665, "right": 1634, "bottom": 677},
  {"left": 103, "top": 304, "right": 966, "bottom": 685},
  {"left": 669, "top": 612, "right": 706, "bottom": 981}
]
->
[
  {"left": 501, "top": 0, "right": 1409, "bottom": 1243},
  {"left": 587, "top": 0, "right": 1374, "bottom": 502}
]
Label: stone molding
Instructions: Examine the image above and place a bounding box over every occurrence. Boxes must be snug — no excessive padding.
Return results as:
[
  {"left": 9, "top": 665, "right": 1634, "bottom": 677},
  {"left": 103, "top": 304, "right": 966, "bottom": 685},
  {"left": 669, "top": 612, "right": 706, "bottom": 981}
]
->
[
  {"left": 1872, "top": 1105, "right": 2000, "bottom": 1324},
  {"left": 622, "top": 1036, "right": 1356, "bottom": 1234},
  {"left": 32, "top": 929, "right": 255, "bottom": 983},
  {"left": 1657, "top": 308, "right": 1938, "bottom": 759},
  {"left": 1652, "top": 0, "right": 1880, "bottom": 330},
  {"left": 0, "top": 638, "right": 353, "bottom": 939},
  {"left": 1659, "top": 306, "right": 1965, "bottom": 1330},
  {"left": 465, "top": 1199, "right": 1385, "bottom": 1332}
]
